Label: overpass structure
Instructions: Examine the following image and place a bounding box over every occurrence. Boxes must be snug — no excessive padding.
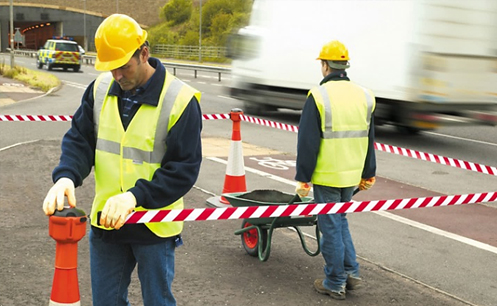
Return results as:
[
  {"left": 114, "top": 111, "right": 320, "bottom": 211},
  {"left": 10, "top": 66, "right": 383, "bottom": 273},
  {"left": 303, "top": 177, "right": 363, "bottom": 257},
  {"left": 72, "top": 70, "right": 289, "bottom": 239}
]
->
[{"left": 0, "top": 0, "right": 163, "bottom": 52}]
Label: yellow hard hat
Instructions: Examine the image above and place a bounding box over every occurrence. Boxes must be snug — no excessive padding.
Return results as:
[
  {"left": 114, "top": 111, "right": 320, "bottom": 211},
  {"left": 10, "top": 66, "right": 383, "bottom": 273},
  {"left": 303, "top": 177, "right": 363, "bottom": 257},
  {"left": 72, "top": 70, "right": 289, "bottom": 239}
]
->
[
  {"left": 94, "top": 14, "right": 148, "bottom": 71},
  {"left": 316, "top": 40, "right": 349, "bottom": 61}
]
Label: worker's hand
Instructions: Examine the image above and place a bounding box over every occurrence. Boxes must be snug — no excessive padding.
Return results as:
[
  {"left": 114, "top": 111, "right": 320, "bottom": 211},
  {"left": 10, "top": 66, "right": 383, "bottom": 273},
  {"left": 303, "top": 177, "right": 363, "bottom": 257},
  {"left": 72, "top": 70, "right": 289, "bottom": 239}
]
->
[
  {"left": 295, "top": 181, "right": 311, "bottom": 197},
  {"left": 359, "top": 177, "right": 376, "bottom": 191},
  {"left": 43, "top": 177, "right": 76, "bottom": 216},
  {"left": 100, "top": 192, "right": 137, "bottom": 230}
]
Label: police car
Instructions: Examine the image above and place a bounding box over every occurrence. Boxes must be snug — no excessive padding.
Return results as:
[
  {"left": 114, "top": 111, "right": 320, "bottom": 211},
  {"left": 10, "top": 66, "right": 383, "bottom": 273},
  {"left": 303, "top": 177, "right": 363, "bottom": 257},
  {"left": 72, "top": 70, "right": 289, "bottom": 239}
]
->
[{"left": 37, "top": 37, "right": 82, "bottom": 72}]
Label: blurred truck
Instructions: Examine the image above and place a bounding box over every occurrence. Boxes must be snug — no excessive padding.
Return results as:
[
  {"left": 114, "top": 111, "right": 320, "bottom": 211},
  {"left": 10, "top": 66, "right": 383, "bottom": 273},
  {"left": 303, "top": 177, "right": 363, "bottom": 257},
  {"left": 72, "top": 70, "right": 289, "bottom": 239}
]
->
[{"left": 227, "top": 0, "right": 497, "bottom": 133}]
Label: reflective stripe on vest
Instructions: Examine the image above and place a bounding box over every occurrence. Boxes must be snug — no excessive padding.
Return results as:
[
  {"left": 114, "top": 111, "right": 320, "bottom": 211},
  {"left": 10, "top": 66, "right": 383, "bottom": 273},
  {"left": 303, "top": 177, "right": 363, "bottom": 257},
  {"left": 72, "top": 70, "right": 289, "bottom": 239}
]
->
[
  {"left": 311, "top": 81, "right": 375, "bottom": 187},
  {"left": 90, "top": 72, "right": 200, "bottom": 237}
]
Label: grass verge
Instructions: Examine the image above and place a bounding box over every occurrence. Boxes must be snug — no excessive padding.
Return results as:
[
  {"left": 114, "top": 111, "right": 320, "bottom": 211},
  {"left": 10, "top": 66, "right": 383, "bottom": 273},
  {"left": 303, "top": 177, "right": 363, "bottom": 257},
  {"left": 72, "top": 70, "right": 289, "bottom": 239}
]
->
[{"left": 0, "top": 61, "right": 60, "bottom": 92}]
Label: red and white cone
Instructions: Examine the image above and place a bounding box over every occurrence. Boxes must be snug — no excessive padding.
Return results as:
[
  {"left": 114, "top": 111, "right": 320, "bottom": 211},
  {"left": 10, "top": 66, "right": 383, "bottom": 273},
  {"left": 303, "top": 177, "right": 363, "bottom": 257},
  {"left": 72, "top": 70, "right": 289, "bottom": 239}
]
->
[{"left": 207, "top": 108, "right": 247, "bottom": 208}]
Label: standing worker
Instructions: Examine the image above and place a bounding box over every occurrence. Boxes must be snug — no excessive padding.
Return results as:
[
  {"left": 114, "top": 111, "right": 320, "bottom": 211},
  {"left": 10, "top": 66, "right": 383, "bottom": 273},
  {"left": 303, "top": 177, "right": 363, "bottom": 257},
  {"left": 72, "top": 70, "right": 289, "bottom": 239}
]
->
[
  {"left": 295, "top": 40, "right": 376, "bottom": 300},
  {"left": 42, "top": 14, "right": 202, "bottom": 306}
]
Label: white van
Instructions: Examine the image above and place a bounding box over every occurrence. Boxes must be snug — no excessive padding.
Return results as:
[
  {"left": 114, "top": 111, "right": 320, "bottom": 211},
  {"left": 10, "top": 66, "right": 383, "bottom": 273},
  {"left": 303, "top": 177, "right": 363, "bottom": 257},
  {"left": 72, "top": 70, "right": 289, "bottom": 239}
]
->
[{"left": 228, "top": 0, "right": 497, "bottom": 133}]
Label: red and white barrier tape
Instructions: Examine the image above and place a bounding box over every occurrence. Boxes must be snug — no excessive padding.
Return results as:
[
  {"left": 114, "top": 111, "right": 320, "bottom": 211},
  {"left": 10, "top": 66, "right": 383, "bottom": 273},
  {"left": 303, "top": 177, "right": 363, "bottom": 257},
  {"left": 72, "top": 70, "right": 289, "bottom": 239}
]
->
[
  {"left": 238, "top": 114, "right": 497, "bottom": 177},
  {"left": 240, "top": 114, "right": 299, "bottom": 133},
  {"left": 374, "top": 142, "right": 497, "bottom": 176},
  {"left": 125, "top": 191, "right": 497, "bottom": 224},
  {"left": 2, "top": 113, "right": 496, "bottom": 176},
  {"left": 0, "top": 115, "right": 72, "bottom": 122}
]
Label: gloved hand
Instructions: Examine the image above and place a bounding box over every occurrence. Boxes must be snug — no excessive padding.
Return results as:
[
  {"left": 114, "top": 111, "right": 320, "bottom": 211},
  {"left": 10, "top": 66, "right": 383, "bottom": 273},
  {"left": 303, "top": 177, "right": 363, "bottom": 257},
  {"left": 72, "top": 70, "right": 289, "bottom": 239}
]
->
[
  {"left": 359, "top": 177, "right": 376, "bottom": 191},
  {"left": 295, "top": 181, "right": 311, "bottom": 197},
  {"left": 100, "top": 192, "right": 137, "bottom": 230},
  {"left": 43, "top": 177, "right": 76, "bottom": 216}
]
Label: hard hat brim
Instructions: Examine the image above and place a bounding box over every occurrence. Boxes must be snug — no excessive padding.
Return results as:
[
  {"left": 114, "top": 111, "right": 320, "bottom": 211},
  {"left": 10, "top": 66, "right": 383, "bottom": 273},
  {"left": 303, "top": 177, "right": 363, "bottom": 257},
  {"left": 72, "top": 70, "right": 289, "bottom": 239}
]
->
[{"left": 95, "top": 48, "right": 136, "bottom": 71}]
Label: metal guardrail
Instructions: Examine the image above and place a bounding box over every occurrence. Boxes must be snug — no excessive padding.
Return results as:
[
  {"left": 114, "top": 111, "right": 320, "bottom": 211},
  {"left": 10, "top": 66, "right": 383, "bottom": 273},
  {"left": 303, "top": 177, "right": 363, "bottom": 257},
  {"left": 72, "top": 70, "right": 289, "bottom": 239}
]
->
[
  {"left": 10, "top": 50, "right": 230, "bottom": 82},
  {"left": 153, "top": 44, "right": 226, "bottom": 59},
  {"left": 162, "top": 62, "right": 230, "bottom": 82}
]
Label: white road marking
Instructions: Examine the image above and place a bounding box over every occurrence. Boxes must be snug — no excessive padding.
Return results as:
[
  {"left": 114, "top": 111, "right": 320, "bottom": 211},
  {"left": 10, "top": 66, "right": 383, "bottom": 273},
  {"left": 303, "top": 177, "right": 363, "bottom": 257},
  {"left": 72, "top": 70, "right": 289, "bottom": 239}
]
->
[
  {"left": 218, "top": 95, "right": 237, "bottom": 100},
  {"left": 426, "top": 131, "right": 497, "bottom": 147},
  {"left": 64, "top": 81, "right": 86, "bottom": 90}
]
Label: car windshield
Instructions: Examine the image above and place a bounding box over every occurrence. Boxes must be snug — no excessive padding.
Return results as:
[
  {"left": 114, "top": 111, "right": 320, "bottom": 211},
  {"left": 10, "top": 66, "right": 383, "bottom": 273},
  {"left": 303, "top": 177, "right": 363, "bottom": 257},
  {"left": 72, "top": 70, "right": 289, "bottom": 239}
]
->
[{"left": 55, "top": 43, "right": 78, "bottom": 52}]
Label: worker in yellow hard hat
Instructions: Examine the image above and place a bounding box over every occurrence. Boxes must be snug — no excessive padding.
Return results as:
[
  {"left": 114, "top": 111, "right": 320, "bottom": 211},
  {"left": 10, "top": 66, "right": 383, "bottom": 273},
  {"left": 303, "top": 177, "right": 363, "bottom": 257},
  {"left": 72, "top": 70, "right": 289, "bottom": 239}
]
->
[
  {"left": 43, "top": 13, "right": 202, "bottom": 305},
  {"left": 294, "top": 40, "right": 376, "bottom": 300}
]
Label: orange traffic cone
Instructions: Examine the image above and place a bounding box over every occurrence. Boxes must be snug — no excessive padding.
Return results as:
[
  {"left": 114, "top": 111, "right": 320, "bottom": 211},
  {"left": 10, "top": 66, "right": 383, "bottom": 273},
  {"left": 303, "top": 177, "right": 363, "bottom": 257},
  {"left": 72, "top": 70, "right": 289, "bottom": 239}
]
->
[
  {"left": 48, "top": 207, "right": 87, "bottom": 306},
  {"left": 206, "top": 108, "right": 247, "bottom": 208}
]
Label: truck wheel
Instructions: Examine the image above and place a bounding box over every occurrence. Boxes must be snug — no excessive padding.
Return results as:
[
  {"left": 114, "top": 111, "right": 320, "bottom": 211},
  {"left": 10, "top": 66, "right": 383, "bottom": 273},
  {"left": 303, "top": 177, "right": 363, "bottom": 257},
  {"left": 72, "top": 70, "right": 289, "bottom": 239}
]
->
[
  {"left": 73, "top": 65, "right": 80, "bottom": 72},
  {"left": 243, "top": 102, "right": 275, "bottom": 115},
  {"left": 48, "top": 63, "right": 53, "bottom": 71},
  {"left": 36, "top": 60, "right": 43, "bottom": 69},
  {"left": 396, "top": 125, "right": 421, "bottom": 135}
]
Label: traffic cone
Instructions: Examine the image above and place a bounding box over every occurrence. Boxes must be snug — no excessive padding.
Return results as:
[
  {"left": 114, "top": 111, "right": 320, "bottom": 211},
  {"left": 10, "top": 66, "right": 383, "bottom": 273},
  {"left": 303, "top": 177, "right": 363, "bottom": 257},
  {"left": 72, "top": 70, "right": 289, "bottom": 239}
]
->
[
  {"left": 48, "top": 207, "right": 87, "bottom": 306},
  {"left": 206, "top": 108, "right": 247, "bottom": 208}
]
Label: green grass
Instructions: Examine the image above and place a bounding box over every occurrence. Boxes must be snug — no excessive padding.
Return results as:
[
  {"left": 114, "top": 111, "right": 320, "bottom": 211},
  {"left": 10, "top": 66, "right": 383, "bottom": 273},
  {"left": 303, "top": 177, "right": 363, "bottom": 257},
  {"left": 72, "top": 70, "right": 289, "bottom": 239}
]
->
[{"left": 0, "top": 61, "right": 60, "bottom": 92}]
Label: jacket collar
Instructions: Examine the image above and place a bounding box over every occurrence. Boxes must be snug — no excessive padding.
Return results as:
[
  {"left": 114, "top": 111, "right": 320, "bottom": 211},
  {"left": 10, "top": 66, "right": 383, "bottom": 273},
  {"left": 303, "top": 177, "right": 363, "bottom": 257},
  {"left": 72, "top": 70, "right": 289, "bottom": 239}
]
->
[
  {"left": 108, "top": 57, "right": 166, "bottom": 106},
  {"left": 320, "top": 70, "right": 350, "bottom": 85}
]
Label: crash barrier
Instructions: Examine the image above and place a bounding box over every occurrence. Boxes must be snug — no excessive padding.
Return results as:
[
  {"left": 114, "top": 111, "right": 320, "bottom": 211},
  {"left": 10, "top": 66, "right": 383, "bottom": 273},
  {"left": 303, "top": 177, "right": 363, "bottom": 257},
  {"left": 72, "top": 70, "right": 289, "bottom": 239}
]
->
[
  {"left": 2, "top": 112, "right": 496, "bottom": 222},
  {"left": 10, "top": 51, "right": 230, "bottom": 81},
  {"left": 2, "top": 113, "right": 496, "bottom": 177},
  {"left": 162, "top": 62, "right": 230, "bottom": 82}
]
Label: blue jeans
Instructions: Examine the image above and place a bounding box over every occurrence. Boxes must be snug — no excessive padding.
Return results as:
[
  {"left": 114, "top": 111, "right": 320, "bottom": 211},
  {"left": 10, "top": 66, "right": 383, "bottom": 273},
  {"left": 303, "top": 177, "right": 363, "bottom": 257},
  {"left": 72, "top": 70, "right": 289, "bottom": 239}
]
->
[
  {"left": 314, "top": 185, "right": 359, "bottom": 292},
  {"left": 89, "top": 230, "right": 177, "bottom": 306}
]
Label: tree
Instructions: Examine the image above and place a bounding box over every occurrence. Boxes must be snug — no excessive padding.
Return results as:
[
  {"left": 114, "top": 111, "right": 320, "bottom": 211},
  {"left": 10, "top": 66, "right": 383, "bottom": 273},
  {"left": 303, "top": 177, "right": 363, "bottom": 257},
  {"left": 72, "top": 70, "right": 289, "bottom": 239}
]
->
[{"left": 161, "top": 0, "right": 193, "bottom": 26}]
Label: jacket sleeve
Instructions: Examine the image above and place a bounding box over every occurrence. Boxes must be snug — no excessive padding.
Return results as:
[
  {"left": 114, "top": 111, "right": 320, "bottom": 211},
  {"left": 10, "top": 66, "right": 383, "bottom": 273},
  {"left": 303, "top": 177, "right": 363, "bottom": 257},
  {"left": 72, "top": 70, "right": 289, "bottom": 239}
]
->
[
  {"left": 52, "top": 81, "right": 97, "bottom": 187},
  {"left": 295, "top": 94, "right": 321, "bottom": 183},
  {"left": 361, "top": 111, "right": 376, "bottom": 179},
  {"left": 129, "top": 97, "right": 203, "bottom": 209}
]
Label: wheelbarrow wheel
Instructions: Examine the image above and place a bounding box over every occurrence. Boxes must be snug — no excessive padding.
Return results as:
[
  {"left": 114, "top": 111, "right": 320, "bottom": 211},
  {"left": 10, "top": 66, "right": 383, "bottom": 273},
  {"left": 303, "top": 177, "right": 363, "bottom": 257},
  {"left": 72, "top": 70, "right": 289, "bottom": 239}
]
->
[{"left": 241, "top": 220, "right": 268, "bottom": 257}]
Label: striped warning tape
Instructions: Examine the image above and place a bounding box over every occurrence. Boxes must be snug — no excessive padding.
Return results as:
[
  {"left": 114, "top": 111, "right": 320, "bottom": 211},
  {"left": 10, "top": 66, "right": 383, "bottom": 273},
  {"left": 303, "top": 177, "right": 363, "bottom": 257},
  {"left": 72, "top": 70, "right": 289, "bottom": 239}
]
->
[
  {"left": 0, "top": 115, "right": 72, "bottom": 122},
  {"left": 2, "top": 113, "right": 496, "bottom": 176},
  {"left": 124, "top": 191, "right": 497, "bottom": 224}
]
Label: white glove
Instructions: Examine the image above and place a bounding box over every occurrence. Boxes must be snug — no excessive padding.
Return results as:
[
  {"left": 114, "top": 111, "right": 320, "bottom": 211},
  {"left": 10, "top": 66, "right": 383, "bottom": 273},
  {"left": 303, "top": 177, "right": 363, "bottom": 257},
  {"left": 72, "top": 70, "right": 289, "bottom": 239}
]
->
[
  {"left": 43, "top": 177, "right": 76, "bottom": 215},
  {"left": 295, "top": 181, "right": 311, "bottom": 197},
  {"left": 100, "top": 192, "right": 137, "bottom": 230}
]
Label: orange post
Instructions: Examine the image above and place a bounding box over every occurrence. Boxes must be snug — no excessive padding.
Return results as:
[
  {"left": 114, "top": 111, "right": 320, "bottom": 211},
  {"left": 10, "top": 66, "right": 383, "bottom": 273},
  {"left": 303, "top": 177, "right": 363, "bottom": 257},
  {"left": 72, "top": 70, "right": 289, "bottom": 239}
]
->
[{"left": 48, "top": 207, "right": 87, "bottom": 306}]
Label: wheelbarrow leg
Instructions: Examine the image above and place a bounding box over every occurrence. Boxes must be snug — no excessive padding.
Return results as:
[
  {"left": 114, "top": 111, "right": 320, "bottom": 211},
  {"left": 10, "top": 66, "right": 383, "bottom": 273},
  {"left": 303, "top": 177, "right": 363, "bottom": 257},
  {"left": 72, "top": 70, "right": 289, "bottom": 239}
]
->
[{"left": 292, "top": 223, "right": 321, "bottom": 257}]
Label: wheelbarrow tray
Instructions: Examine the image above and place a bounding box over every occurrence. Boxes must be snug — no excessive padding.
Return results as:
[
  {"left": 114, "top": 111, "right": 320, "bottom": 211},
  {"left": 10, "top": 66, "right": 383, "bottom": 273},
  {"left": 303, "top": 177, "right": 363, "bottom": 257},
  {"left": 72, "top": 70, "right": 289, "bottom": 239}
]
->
[{"left": 223, "top": 190, "right": 316, "bottom": 226}]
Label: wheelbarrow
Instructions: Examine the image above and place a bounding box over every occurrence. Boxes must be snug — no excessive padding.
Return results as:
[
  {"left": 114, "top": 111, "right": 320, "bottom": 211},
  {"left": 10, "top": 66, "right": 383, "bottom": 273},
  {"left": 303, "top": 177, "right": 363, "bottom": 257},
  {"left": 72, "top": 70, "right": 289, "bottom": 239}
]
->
[{"left": 223, "top": 189, "right": 321, "bottom": 262}]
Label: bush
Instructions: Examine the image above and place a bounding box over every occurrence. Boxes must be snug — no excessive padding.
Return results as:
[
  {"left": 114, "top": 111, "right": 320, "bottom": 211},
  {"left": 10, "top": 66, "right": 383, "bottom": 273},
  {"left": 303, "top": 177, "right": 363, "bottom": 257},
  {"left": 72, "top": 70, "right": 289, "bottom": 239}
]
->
[{"left": 0, "top": 61, "right": 60, "bottom": 92}]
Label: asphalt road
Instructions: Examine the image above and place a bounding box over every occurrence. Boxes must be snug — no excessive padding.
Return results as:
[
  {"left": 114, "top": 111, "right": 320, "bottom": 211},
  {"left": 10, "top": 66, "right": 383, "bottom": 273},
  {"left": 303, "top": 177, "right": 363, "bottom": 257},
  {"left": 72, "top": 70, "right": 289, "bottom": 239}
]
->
[{"left": 1, "top": 54, "right": 497, "bottom": 306}]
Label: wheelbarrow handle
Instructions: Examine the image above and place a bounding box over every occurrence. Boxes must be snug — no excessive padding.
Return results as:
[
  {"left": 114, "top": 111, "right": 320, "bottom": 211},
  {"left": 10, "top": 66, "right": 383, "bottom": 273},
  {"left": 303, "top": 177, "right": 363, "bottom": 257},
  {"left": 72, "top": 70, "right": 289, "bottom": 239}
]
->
[{"left": 289, "top": 194, "right": 301, "bottom": 205}]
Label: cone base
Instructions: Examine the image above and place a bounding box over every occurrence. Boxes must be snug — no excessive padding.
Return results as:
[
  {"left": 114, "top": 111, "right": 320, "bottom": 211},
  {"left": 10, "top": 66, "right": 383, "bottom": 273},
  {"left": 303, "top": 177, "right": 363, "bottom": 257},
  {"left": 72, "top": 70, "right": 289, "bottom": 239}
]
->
[
  {"left": 49, "top": 300, "right": 81, "bottom": 306},
  {"left": 49, "top": 268, "right": 80, "bottom": 305},
  {"left": 206, "top": 196, "right": 232, "bottom": 208}
]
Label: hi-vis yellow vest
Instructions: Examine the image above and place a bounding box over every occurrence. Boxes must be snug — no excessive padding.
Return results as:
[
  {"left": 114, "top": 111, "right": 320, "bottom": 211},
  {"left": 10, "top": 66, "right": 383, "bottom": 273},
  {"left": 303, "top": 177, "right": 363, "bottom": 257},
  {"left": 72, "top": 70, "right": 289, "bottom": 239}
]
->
[
  {"left": 309, "top": 81, "right": 375, "bottom": 188},
  {"left": 90, "top": 72, "right": 201, "bottom": 237}
]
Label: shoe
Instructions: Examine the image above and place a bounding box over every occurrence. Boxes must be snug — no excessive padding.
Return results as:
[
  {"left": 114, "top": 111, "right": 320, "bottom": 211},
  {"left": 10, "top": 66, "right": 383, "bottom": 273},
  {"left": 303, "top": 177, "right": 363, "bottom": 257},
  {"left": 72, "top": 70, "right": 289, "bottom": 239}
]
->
[
  {"left": 314, "top": 279, "right": 346, "bottom": 300},
  {"left": 346, "top": 275, "right": 362, "bottom": 290}
]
